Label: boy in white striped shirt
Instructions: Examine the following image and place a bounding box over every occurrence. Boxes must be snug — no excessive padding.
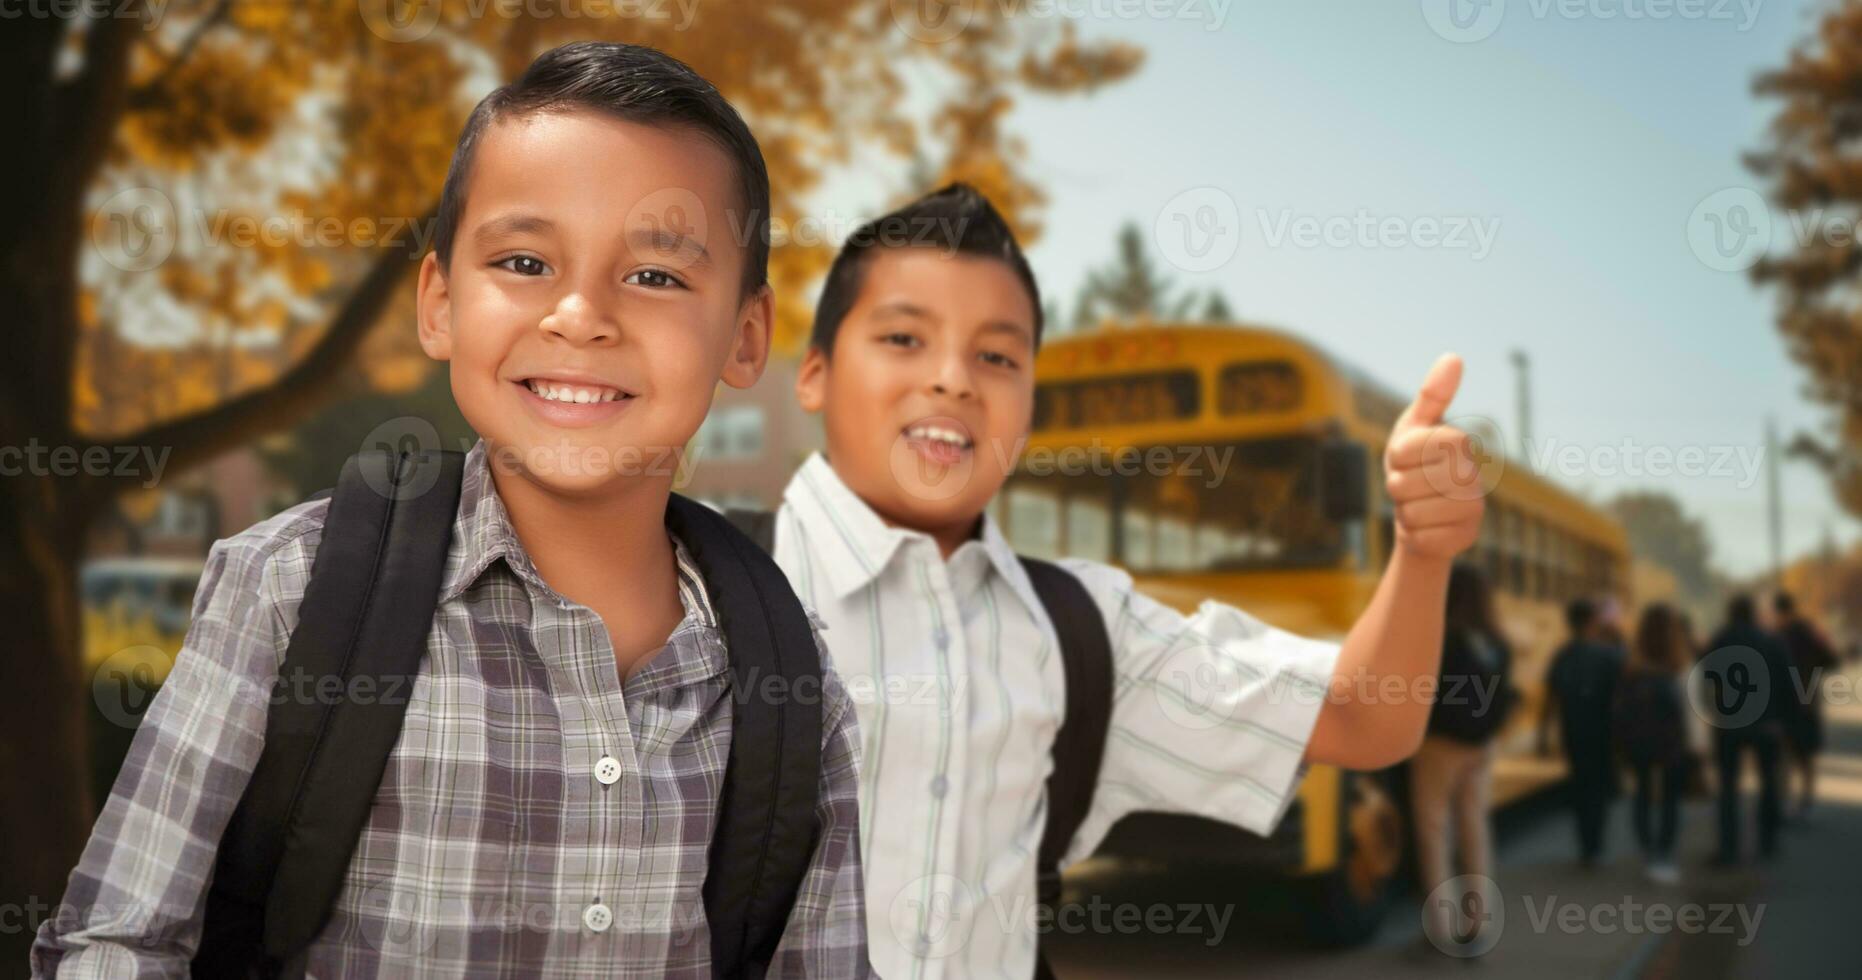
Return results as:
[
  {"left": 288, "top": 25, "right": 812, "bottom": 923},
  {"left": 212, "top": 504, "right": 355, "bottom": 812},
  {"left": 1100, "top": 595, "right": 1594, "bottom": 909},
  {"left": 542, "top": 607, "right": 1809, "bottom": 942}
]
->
[{"left": 765, "top": 184, "right": 1485, "bottom": 978}]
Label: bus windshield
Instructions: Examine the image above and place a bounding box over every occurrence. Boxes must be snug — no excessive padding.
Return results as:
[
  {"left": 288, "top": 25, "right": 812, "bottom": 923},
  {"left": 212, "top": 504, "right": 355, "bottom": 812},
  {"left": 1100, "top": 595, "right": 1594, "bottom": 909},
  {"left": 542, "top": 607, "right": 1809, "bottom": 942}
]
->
[{"left": 1000, "top": 435, "right": 1349, "bottom": 572}]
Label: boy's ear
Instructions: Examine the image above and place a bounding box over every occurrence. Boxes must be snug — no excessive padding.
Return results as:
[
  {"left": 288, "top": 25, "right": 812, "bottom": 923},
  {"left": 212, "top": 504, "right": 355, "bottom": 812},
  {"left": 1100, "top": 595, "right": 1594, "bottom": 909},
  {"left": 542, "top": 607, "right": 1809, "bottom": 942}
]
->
[
  {"left": 415, "top": 251, "right": 453, "bottom": 361},
  {"left": 795, "top": 343, "right": 827, "bottom": 414},
  {"left": 720, "top": 284, "right": 774, "bottom": 390}
]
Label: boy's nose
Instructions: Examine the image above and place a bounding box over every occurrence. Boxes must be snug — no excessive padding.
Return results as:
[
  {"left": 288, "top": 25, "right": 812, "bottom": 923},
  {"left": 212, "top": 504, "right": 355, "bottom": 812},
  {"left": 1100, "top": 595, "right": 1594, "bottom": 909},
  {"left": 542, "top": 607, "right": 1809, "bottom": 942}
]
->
[
  {"left": 929, "top": 353, "right": 975, "bottom": 400},
  {"left": 539, "top": 293, "right": 618, "bottom": 345}
]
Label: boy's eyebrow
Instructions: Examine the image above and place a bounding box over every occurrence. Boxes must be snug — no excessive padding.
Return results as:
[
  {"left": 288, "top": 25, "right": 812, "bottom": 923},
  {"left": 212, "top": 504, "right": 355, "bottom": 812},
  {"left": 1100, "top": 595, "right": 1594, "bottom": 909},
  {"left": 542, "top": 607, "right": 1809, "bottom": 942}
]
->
[
  {"left": 979, "top": 319, "right": 1035, "bottom": 346},
  {"left": 628, "top": 227, "right": 712, "bottom": 267},
  {"left": 869, "top": 300, "right": 936, "bottom": 321},
  {"left": 473, "top": 213, "right": 557, "bottom": 246}
]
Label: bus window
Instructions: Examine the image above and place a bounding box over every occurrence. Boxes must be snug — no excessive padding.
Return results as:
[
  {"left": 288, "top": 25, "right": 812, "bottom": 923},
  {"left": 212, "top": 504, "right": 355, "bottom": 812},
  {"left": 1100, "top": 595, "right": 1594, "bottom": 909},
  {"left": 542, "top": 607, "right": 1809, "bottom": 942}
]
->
[
  {"left": 1156, "top": 517, "right": 1195, "bottom": 571},
  {"left": 1006, "top": 487, "right": 1062, "bottom": 560},
  {"left": 1121, "top": 508, "right": 1154, "bottom": 568},
  {"left": 1023, "top": 435, "right": 1352, "bottom": 573},
  {"left": 1066, "top": 498, "right": 1112, "bottom": 563}
]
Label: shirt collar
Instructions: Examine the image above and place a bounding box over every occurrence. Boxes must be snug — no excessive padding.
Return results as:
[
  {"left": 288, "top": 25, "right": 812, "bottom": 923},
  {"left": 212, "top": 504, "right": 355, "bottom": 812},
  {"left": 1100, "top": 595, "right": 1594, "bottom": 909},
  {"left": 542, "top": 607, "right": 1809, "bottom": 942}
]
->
[
  {"left": 781, "top": 451, "right": 1046, "bottom": 618},
  {"left": 438, "top": 440, "right": 719, "bottom": 631}
]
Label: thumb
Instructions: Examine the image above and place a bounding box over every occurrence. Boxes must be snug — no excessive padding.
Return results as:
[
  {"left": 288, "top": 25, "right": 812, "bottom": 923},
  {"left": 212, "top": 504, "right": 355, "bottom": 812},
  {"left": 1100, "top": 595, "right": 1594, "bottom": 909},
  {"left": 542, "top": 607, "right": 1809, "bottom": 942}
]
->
[{"left": 1402, "top": 353, "right": 1463, "bottom": 430}]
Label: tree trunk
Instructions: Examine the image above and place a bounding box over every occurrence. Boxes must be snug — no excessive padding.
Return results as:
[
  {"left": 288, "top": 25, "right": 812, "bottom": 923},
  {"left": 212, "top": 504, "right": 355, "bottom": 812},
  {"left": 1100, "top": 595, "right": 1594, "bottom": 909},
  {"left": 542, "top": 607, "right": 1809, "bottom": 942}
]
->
[{"left": 0, "top": 475, "right": 88, "bottom": 969}]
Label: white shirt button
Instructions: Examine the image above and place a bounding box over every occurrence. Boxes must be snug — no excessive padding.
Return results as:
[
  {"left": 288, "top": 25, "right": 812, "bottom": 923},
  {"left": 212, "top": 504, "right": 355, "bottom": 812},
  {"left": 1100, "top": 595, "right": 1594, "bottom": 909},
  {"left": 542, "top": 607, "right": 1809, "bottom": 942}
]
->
[
  {"left": 595, "top": 756, "right": 622, "bottom": 786},
  {"left": 583, "top": 902, "right": 613, "bottom": 933},
  {"left": 929, "top": 774, "right": 949, "bottom": 798}
]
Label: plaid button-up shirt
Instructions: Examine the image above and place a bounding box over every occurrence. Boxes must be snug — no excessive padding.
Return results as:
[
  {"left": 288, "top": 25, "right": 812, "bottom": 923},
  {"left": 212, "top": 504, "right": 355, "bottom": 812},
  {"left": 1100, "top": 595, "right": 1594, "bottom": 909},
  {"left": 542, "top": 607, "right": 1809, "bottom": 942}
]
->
[{"left": 33, "top": 441, "right": 870, "bottom": 978}]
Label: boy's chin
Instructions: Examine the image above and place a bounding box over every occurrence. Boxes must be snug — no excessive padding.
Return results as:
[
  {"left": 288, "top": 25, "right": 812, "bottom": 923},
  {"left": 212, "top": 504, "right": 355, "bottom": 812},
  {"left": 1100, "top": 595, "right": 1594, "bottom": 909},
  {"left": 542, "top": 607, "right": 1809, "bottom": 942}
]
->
[{"left": 481, "top": 436, "right": 687, "bottom": 497}]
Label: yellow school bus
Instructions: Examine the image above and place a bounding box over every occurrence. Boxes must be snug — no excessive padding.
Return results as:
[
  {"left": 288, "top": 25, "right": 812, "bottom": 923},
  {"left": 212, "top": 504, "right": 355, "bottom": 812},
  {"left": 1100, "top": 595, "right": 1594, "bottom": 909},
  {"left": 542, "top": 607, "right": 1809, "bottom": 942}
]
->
[{"left": 994, "top": 322, "right": 1629, "bottom": 942}]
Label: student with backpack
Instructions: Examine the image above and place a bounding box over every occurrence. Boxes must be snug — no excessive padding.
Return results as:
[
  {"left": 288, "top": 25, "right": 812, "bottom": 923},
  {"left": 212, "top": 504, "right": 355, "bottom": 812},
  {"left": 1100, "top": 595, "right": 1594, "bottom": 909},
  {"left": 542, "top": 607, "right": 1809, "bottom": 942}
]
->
[
  {"left": 1613, "top": 603, "right": 1692, "bottom": 884},
  {"left": 746, "top": 184, "right": 1488, "bottom": 978},
  {"left": 34, "top": 42, "right": 868, "bottom": 978},
  {"left": 1539, "top": 596, "right": 1625, "bottom": 866},
  {"left": 1413, "top": 564, "right": 1516, "bottom": 952}
]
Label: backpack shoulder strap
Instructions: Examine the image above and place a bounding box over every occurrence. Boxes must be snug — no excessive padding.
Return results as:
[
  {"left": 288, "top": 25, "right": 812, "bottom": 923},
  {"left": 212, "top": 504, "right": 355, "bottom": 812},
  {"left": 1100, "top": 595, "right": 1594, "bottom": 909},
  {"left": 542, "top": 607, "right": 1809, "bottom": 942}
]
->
[
  {"left": 1018, "top": 556, "right": 1114, "bottom": 905},
  {"left": 195, "top": 449, "right": 463, "bottom": 976},
  {"left": 666, "top": 493, "right": 821, "bottom": 980},
  {"left": 722, "top": 507, "right": 776, "bottom": 554}
]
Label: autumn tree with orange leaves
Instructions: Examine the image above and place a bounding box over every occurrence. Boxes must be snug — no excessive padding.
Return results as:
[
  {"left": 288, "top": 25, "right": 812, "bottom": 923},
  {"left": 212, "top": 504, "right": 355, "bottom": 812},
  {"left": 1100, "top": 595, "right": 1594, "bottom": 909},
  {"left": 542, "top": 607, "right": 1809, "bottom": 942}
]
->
[
  {"left": 1, "top": 0, "right": 1138, "bottom": 954},
  {"left": 1750, "top": 1, "right": 1862, "bottom": 520}
]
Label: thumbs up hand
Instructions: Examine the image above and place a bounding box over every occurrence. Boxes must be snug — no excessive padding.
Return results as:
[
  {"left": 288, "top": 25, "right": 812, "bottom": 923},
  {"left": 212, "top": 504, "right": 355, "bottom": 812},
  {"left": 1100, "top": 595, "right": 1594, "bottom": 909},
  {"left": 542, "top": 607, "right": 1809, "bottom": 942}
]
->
[{"left": 1381, "top": 354, "right": 1486, "bottom": 563}]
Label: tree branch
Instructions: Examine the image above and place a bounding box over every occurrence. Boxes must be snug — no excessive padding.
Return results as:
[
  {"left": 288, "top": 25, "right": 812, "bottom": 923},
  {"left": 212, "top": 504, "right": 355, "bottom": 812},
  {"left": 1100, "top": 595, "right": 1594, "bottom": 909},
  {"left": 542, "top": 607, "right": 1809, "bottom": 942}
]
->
[
  {"left": 85, "top": 222, "right": 434, "bottom": 508},
  {"left": 52, "top": 0, "right": 149, "bottom": 195}
]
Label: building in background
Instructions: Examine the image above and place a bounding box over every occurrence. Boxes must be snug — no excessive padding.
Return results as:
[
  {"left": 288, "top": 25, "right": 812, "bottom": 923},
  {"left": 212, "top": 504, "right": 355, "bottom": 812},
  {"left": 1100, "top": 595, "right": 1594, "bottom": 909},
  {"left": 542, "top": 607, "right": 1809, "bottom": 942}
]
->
[{"left": 678, "top": 357, "right": 823, "bottom": 511}]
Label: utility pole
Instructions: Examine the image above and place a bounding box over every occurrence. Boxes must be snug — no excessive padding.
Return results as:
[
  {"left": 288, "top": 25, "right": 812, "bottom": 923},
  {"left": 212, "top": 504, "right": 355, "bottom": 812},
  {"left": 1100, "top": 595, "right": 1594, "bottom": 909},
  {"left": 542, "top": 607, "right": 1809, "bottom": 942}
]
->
[
  {"left": 1510, "top": 350, "right": 1532, "bottom": 466},
  {"left": 1766, "top": 416, "right": 1784, "bottom": 589}
]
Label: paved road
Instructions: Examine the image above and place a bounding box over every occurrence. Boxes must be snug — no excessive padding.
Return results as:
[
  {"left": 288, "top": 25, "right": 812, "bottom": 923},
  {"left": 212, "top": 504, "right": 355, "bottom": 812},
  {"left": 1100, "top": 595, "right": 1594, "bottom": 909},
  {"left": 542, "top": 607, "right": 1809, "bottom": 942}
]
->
[{"left": 1046, "top": 665, "right": 1862, "bottom": 979}]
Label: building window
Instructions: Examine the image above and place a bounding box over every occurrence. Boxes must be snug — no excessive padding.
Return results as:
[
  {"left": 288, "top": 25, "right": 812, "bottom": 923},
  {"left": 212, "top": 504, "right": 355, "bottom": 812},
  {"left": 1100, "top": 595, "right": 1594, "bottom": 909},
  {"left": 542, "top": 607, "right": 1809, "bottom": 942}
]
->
[{"left": 693, "top": 405, "right": 766, "bottom": 461}]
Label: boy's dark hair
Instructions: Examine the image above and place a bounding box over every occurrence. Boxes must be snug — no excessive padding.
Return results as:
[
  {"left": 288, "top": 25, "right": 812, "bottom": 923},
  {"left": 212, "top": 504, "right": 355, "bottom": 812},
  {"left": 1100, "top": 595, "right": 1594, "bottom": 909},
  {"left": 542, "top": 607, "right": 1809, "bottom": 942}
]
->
[
  {"left": 432, "top": 41, "right": 770, "bottom": 297},
  {"left": 1773, "top": 591, "right": 1797, "bottom": 616},
  {"left": 809, "top": 182, "right": 1043, "bottom": 356},
  {"left": 1565, "top": 597, "right": 1597, "bottom": 635},
  {"left": 1727, "top": 593, "right": 1756, "bottom": 625}
]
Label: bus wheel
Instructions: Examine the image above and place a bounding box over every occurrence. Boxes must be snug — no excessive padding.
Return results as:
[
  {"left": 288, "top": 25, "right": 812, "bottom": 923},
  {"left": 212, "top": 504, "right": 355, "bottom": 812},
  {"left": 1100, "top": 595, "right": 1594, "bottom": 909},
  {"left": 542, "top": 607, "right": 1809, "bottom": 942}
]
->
[{"left": 1302, "top": 769, "right": 1406, "bottom": 946}]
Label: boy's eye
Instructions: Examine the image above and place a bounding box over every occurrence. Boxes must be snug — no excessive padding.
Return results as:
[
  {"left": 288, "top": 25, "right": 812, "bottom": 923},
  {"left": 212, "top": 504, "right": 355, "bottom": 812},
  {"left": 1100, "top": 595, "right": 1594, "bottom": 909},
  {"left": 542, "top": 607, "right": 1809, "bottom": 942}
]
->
[
  {"left": 979, "top": 350, "right": 1020, "bottom": 370},
  {"left": 624, "top": 268, "right": 685, "bottom": 289},
  {"left": 880, "top": 332, "right": 921, "bottom": 348},
  {"left": 493, "top": 255, "right": 550, "bottom": 277}
]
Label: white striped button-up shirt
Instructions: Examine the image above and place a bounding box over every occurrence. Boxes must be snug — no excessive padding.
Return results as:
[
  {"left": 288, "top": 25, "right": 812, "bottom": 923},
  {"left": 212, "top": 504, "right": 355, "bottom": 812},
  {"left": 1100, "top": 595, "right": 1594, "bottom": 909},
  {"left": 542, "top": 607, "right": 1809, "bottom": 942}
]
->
[{"left": 771, "top": 453, "right": 1339, "bottom": 980}]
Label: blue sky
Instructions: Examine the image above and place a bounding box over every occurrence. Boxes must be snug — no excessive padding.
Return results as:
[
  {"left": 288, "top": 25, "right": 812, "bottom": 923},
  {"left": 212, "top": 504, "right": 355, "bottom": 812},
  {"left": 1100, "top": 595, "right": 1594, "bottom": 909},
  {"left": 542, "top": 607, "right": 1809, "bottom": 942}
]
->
[{"left": 821, "top": 0, "right": 1854, "bottom": 578}]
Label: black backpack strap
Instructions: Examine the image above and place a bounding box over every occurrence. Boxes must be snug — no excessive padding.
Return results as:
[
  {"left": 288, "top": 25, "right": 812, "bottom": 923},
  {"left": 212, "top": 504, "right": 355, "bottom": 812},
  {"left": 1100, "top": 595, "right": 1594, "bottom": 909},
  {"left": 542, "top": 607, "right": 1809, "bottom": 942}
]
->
[
  {"left": 722, "top": 507, "right": 776, "bottom": 554},
  {"left": 194, "top": 449, "right": 463, "bottom": 978},
  {"left": 1019, "top": 556, "right": 1113, "bottom": 980},
  {"left": 666, "top": 494, "right": 822, "bottom": 980}
]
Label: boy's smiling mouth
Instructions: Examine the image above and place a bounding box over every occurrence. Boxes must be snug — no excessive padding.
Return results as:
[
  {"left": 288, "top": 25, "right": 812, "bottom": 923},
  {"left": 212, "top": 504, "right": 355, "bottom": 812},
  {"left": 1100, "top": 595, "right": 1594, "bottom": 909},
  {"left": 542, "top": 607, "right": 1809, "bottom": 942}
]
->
[
  {"left": 902, "top": 417, "right": 974, "bottom": 466},
  {"left": 513, "top": 372, "right": 637, "bottom": 427}
]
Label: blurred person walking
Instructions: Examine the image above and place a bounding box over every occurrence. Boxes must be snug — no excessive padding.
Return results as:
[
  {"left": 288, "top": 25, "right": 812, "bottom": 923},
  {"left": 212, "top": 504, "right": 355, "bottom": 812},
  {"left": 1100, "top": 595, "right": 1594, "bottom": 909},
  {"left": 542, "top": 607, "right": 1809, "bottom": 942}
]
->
[
  {"left": 1773, "top": 592, "right": 1838, "bottom": 819},
  {"left": 1539, "top": 597, "right": 1625, "bottom": 866},
  {"left": 1703, "top": 595, "right": 1795, "bottom": 864},
  {"left": 1613, "top": 603, "right": 1692, "bottom": 884},
  {"left": 1415, "top": 564, "right": 1518, "bottom": 952}
]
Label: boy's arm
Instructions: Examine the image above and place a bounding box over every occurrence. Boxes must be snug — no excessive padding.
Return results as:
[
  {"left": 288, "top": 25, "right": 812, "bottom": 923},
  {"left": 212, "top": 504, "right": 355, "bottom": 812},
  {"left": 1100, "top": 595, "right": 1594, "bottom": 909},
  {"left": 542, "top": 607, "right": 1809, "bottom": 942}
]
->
[
  {"left": 767, "top": 637, "right": 871, "bottom": 979},
  {"left": 1304, "top": 354, "right": 1482, "bottom": 771},
  {"left": 31, "top": 523, "right": 307, "bottom": 978}
]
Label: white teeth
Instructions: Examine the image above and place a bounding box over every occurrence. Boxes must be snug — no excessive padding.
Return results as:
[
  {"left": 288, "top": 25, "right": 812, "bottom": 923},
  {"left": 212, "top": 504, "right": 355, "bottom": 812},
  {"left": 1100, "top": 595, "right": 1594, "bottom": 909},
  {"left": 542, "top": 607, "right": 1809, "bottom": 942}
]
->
[
  {"left": 525, "top": 379, "right": 623, "bottom": 403},
  {"left": 905, "top": 424, "right": 971, "bottom": 449}
]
